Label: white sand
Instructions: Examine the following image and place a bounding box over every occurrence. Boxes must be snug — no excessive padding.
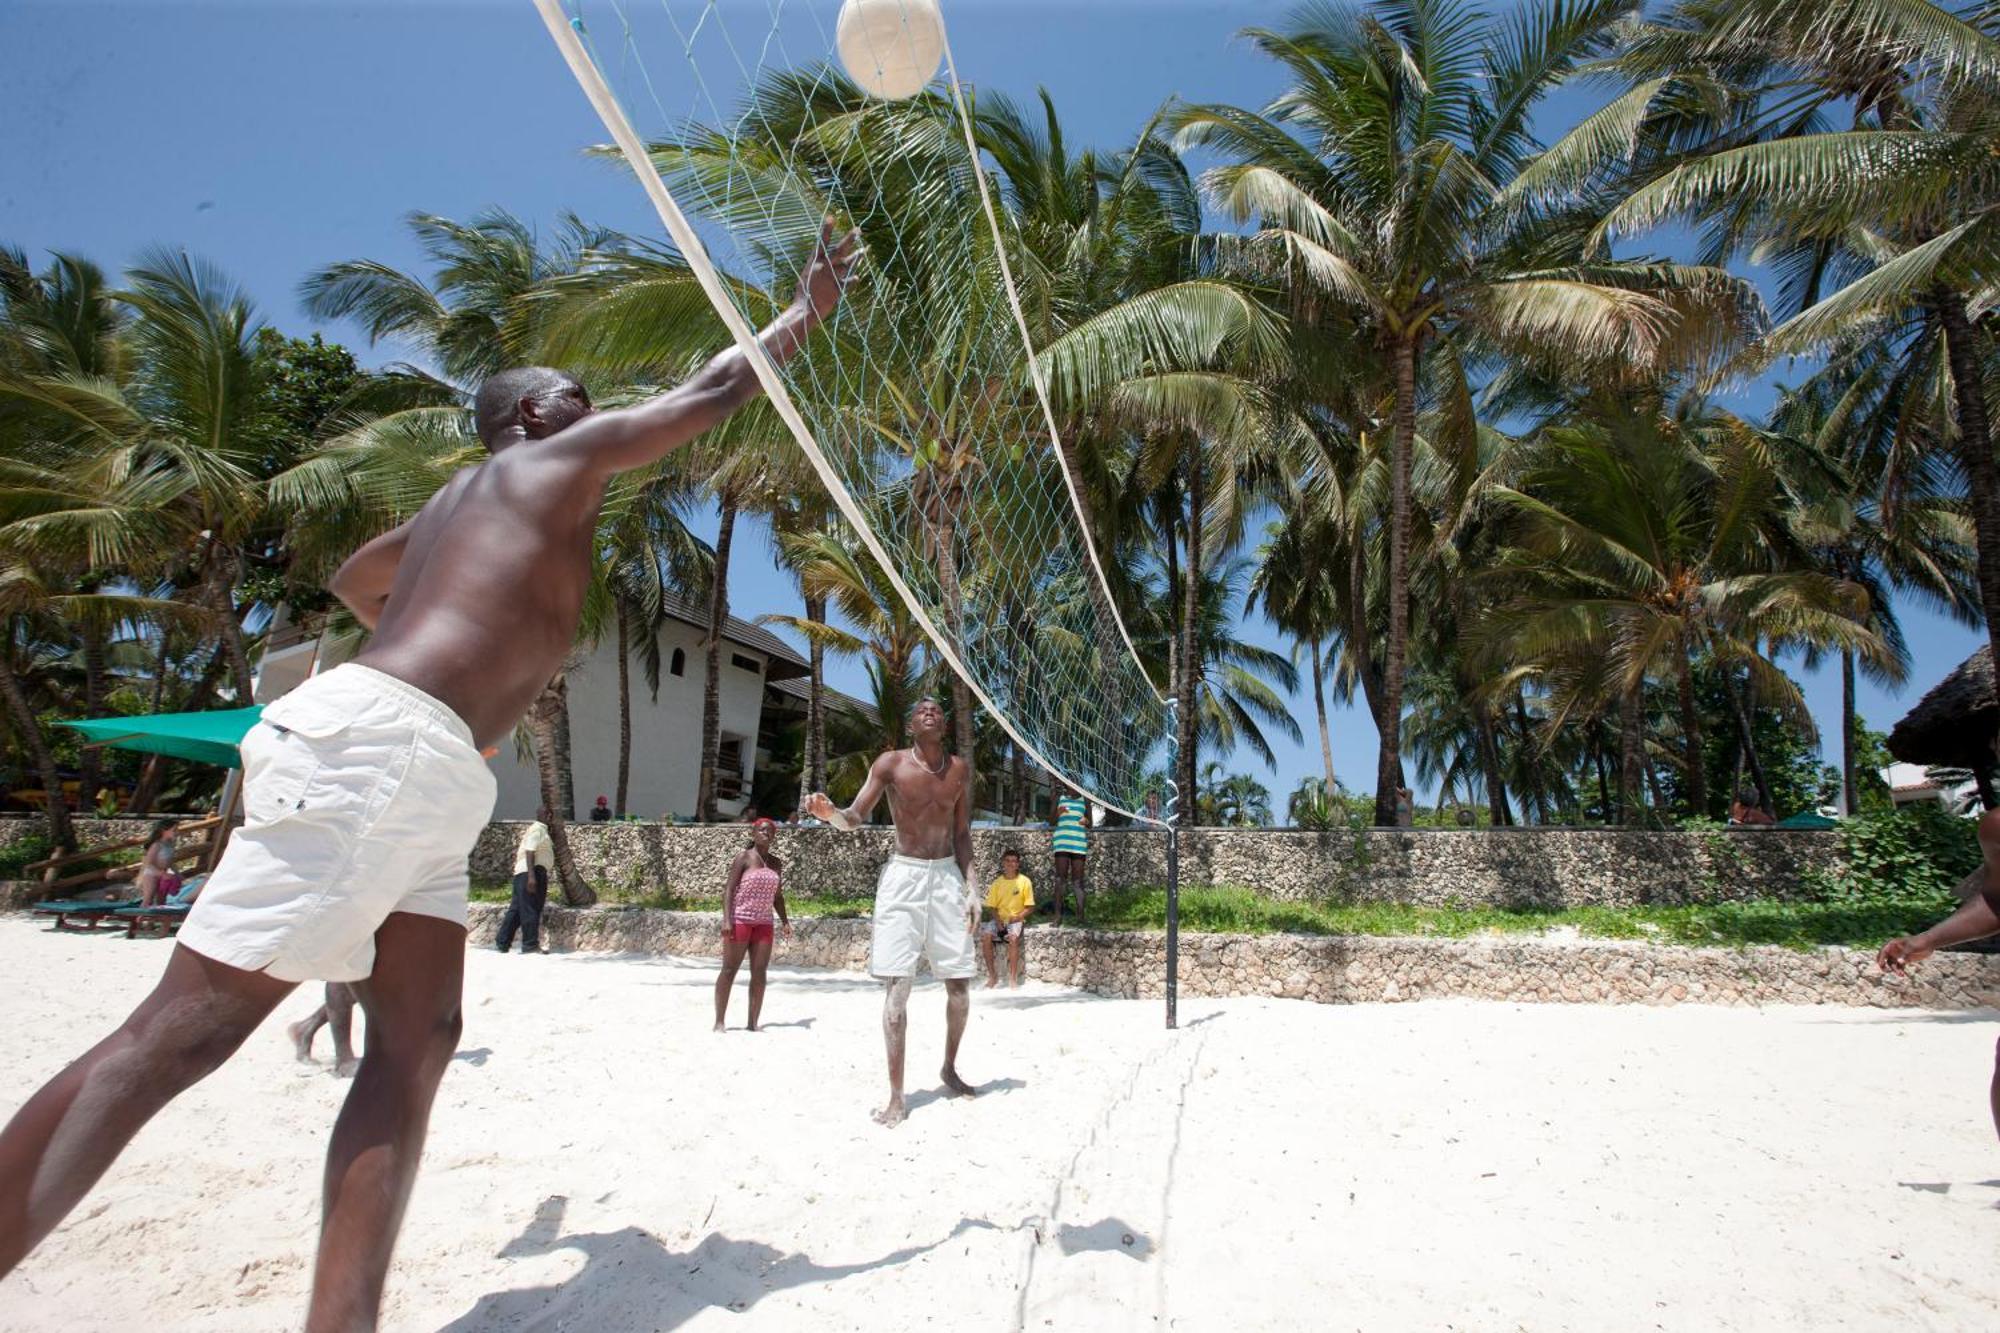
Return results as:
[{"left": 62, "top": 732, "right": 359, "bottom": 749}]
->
[{"left": 1, "top": 915, "right": 1997, "bottom": 1331}]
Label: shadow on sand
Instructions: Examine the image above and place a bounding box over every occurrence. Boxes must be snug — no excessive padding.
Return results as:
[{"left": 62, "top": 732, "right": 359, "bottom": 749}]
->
[
  {"left": 1056, "top": 1216, "right": 1154, "bottom": 1260},
  {"left": 901, "top": 1075, "right": 1027, "bottom": 1115},
  {"left": 440, "top": 1195, "right": 1001, "bottom": 1330}
]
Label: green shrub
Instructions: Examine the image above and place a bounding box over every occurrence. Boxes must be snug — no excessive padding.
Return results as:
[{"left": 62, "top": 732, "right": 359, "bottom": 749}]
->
[
  {"left": 1809, "top": 806, "right": 1976, "bottom": 911},
  {"left": 0, "top": 833, "right": 51, "bottom": 879}
]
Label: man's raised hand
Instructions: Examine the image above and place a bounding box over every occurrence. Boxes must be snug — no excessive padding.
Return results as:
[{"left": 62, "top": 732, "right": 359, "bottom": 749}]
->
[{"left": 796, "top": 219, "right": 861, "bottom": 324}]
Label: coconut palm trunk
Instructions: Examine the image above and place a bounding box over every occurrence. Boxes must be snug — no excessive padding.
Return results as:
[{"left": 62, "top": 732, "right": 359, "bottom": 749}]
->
[
  {"left": 1175, "top": 445, "right": 1203, "bottom": 827},
  {"left": 934, "top": 528, "right": 978, "bottom": 798},
  {"left": 1310, "top": 637, "right": 1335, "bottom": 789},
  {"left": 199, "top": 540, "right": 257, "bottom": 705},
  {"left": 1475, "top": 702, "right": 1511, "bottom": 825},
  {"left": 78, "top": 612, "right": 107, "bottom": 801},
  {"left": 795, "top": 593, "right": 828, "bottom": 813},
  {"left": 615, "top": 609, "right": 631, "bottom": 819},
  {"left": 1053, "top": 432, "right": 1133, "bottom": 715},
  {"left": 1375, "top": 336, "right": 1418, "bottom": 826},
  {"left": 1675, "top": 648, "right": 1709, "bottom": 818},
  {"left": 1934, "top": 291, "right": 2000, "bottom": 676},
  {"left": 1591, "top": 722, "right": 1612, "bottom": 822},
  {"left": 1618, "top": 682, "right": 1645, "bottom": 824},
  {"left": 1840, "top": 646, "right": 1859, "bottom": 816},
  {"left": 529, "top": 679, "right": 596, "bottom": 907},
  {"left": 698, "top": 489, "right": 738, "bottom": 821},
  {"left": 551, "top": 683, "right": 576, "bottom": 823},
  {"left": 0, "top": 648, "right": 77, "bottom": 853},
  {"left": 1723, "top": 664, "right": 1773, "bottom": 816}
]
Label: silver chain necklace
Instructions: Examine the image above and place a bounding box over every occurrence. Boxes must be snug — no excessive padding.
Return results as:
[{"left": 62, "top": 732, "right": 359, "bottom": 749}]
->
[{"left": 909, "top": 745, "right": 949, "bottom": 777}]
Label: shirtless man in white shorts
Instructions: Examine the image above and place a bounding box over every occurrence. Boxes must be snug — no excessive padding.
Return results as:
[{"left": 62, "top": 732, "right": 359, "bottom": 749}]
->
[
  {"left": 808, "top": 696, "right": 979, "bottom": 1127},
  {"left": 0, "top": 225, "right": 857, "bottom": 1327}
]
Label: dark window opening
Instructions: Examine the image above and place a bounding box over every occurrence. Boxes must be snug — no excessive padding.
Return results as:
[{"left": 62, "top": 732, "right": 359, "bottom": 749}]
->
[
  {"left": 669, "top": 647, "right": 686, "bottom": 677},
  {"left": 731, "top": 653, "right": 761, "bottom": 673}
]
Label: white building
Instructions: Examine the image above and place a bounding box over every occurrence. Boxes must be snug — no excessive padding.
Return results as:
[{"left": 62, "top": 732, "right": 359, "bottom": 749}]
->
[{"left": 1879, "top": 762, "right": 1980, "bottom": 816}]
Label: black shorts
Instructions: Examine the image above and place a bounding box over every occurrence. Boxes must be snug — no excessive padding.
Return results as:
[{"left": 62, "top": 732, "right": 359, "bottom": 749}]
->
[{"left": 1051, "top": 852, "right": 1086, "bottom": 871}]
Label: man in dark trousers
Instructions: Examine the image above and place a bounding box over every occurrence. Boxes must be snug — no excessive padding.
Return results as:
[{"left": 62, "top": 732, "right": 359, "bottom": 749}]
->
[
  {"left": 0, "top": 222, "right": 857, "bottom": 1327},
  {"left": 498, "top": 808, "right": 554, "bottom": 954}
]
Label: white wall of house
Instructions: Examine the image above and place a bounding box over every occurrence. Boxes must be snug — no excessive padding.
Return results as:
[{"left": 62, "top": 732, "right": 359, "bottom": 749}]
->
[{"left": 489, "top": 617, "right": 772, "bottom": 821}]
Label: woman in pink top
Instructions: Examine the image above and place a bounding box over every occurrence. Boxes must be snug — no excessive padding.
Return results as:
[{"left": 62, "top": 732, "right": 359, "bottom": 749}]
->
[{"left": 714, "top": 817, "right": 790, "bottom": 1031}]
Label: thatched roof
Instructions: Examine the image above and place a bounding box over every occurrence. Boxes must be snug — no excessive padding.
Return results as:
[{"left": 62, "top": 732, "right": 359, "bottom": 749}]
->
[{"left": 1888, "top": 646, "right": 1999, "bottom": 767}]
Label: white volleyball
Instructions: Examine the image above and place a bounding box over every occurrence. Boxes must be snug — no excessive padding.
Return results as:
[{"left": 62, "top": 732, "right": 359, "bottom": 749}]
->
[{"left": 836, "top": 0, "right": 945, "bottom": 101}]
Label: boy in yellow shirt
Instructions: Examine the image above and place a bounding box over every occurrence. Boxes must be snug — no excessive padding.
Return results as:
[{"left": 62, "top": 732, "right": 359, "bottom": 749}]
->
[{"left": 979, "top": 848, "right": 1034, "bottom": 989}]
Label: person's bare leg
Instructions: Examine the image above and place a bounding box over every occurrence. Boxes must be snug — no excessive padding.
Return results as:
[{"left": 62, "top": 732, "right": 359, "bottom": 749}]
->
[
  {"left": 713, "top": 937, "right": 745, "bottom": 1032},
  {"left": 0, "top": 945, "right": 293, "bottom": 1275},
  {"left": 1006, "top": 933, "right": 1022, "bottom": 988},
  {"left": 1990, "top": 1036, "right": 1999, "bottom": 1145},
  {"left": 325, "top": 983, "right": 359, "bottom": 1078},
  {"left": 874, "top": 977, "right": 911, "bottom": 1127},
  {"left": 306, "top": 913, "right": 463, "bottom": 1333},
  {"left": 290, "top": 1005, "right": 330, "bottom": 1063},
  {"left": 1074, "top": 871, "right": 1087, "bottom": 927},
  {"left": 940, "top": 978, "right": 975, "bottom": 1098},
  {"left": 980, "top": 933, "right": 998, "bottom": 987},
  {"left": 746, "top": 935, "right": 772, "bottom": 1032}
]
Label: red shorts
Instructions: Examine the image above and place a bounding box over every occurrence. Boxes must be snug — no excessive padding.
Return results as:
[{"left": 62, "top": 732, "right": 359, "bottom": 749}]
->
[{"left": 730, "top": 921, "right": 774, "bottom": 945}]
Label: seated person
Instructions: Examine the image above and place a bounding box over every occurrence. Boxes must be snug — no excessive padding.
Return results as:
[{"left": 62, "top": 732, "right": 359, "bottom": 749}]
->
[
  {"left": 1728, "top": 787, "right": 1776, "bottom": 827},
  {"left": 979, "top": 849, "right": 1034, "bottom": 989}
]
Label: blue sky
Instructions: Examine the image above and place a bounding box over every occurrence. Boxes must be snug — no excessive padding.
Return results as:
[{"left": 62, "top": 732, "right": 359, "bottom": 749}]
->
[{"left": 4, "top": 0, "right": 1983, "bottom": 813}]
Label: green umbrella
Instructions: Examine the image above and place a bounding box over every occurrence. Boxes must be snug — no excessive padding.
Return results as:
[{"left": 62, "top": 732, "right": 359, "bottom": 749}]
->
[{"left": 61, "top": 707, "right": 264, "bottom": 769}]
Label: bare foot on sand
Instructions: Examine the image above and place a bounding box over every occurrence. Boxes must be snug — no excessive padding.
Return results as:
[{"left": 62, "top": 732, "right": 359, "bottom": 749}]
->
[
  {"left": 873, "top": 1097, "right": 908, "bottom": 1127},
  {"left": 983, "top": 977, "right": 997, "bottom": 989},
  {"left": 940, "top": 1066, "right": 977, "bottom": 1098},
  {"left": 334, "top": 1058, "right": 359, "bottom": 1079},
  {"left": 287, "top": 1020, "right": 315, "bottom": 1064}
]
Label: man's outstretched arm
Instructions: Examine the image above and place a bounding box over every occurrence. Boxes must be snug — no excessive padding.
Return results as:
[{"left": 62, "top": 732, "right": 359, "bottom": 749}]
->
[
  {"left": 807, "top": 753, "right": 891, "bottom": 832},
  {"left": 564, "top": 222, "right": 859, "bottom": 476},
  {"left": 1879, "top": 808, "right": 2000, "bottom": 973}
]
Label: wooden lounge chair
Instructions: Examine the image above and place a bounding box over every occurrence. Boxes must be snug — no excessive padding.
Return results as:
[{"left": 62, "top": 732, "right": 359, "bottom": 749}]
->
[
  {"left": 115, "top": 875, "right": 208, "bottom": 939},
  {"left": 32, "top": 897, "right": 141, "bottom": 931},
  {"left": 116, "top": 905, "right": 190, "bottom": 938}
]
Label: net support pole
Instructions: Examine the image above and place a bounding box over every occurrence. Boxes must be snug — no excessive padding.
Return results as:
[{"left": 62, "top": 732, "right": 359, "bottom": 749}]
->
[{"left": 1163, "top": 699, "right": 1180, "bottom": 1030}]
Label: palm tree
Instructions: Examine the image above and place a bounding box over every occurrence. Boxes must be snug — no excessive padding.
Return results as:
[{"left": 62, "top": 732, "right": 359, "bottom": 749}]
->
[
  {"left": 1287, "top": 775, "right": 1347, "bottom": 830},
  {"left": 763, "top": 527, "right": 932, "bottom": 773},
  {"left": 1172, "top": 0, "right": 1760, "bottom": 822},
  {"left": 1250, "top": 509, "right": 1351, "bottom": 790},
  {"left": 1765, "top": 368, "right": 1978, "bottom": 810},
  {"left": 1476, "top": 395, "right": 1886, "bottom": 822},
  {"left": 1576, "top": 0, "right": 2000, "bottom": 673},
  {"left": 765, "top": 488, "right": 838, "bottom": 807}
]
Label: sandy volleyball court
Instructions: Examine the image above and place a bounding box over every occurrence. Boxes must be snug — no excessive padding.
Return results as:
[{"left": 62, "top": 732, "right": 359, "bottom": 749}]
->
[{"left": 1, "top": 915, "right": 1996, "bottom": 1331}]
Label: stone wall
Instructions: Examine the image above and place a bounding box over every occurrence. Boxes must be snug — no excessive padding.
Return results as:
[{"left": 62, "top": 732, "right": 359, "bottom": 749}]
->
[
  {"left": 466, "top": 904, "right": 2000, "bottom": 1010},
  {"left": 4, "top": 816, "right": 1839, "bottom": 909},
  {"left": 471, "top": 822, "right": 1842, "bottom": 909},
  {"left": 0, "top": 817, "right": 171, "bottom": 856}
]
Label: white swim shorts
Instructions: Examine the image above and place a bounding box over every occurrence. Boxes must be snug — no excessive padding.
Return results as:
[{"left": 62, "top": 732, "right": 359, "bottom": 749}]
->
[
  {"left": 869, "top": 854, "right": 978, "bottom": 980},
  {"left": 178, "top": 663, "right": 496, "bottom": 984}
]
